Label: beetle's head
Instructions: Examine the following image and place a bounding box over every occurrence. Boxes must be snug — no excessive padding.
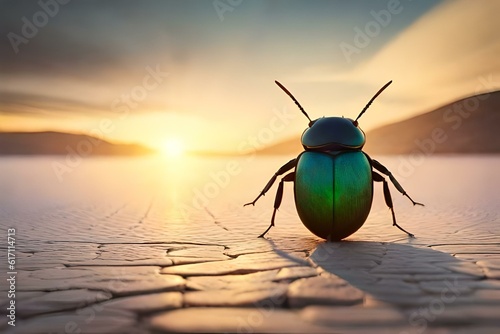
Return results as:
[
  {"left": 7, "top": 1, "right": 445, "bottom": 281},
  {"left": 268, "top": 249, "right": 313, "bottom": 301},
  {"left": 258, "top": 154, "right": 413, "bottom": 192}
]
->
[
  {"left": 274, "top": 80, "right": 392, "bottom": 151},
  {"left": 301, "top": 116, "right": 365, "bottom": 150}
]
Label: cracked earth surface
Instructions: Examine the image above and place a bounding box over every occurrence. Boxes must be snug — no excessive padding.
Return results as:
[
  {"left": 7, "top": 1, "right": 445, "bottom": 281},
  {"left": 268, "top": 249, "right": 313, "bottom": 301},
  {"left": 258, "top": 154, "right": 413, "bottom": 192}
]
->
[{"left": 1, "top": 156, "right": 499, "bottom": 333}]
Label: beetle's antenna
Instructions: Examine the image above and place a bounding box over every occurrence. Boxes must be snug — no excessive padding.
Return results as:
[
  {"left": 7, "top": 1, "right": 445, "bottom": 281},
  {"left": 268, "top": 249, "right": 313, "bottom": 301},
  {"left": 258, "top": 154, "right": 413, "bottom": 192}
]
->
[
  {"left": 275, "top": 80, "right": 312, "bottom": 123},
  {"left": 354, "top": 80, "right": 392, "bottom": 124}
]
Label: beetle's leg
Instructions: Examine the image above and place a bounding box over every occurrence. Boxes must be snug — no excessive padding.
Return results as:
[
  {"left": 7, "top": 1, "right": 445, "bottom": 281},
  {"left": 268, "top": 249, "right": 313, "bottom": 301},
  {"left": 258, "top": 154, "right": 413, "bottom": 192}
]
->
[
  {"left": 244, "top": 158, "right": 296, "bottom": 207},
  {"left": 259, "top": 172, "right": 295, "bottom": 238},
  {"left": 371, "top": 159, "right": 424, "bottom": 206},
  {"left": 373, "top": 171, "right": 415, "bottom": 238}
]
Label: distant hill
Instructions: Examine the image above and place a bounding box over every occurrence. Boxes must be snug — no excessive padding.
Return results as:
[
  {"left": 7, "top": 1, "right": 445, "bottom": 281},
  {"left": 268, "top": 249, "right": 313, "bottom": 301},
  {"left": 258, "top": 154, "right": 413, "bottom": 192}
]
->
[
  {"left": 253, "top": 136, "right": 304, "bottom": 156},
  {"left": 364, "top": 91, "right": 500, "bottom": 154},
  {"left": 0, "top": 131, "right": 155, "bottom": 156},
  {"left": 254, "top": 90, "right": 500, "bottom": 155}
]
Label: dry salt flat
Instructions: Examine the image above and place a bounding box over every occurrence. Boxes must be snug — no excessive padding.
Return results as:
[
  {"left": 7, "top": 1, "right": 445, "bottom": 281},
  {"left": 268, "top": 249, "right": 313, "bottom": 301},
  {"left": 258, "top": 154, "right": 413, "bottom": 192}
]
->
[{"left": 0, "top": 155, "right": 499, "bottom": 333}]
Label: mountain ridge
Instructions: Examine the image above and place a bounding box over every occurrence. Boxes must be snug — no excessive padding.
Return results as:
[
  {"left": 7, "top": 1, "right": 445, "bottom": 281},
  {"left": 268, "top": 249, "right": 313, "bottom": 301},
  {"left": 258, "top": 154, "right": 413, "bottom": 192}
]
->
[
  {"left": 0, "top": 131, "right": 155, "bottom": 156},
  {"left": 253, "top": 90, "right": 500, "bottom": 156}
]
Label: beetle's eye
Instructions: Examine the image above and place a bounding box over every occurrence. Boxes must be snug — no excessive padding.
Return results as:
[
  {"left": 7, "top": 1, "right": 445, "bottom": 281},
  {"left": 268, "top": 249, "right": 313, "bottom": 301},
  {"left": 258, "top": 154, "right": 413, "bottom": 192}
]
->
[{"left": 352, "top": 120, "right": 358, "bottom": 127}]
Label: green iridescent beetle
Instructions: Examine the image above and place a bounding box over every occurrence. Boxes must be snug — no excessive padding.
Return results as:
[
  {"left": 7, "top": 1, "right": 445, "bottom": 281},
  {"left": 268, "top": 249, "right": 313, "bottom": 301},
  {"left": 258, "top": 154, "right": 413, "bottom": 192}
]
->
[{"left": 245, "top": 80, "right": 424, "bottom": 240}]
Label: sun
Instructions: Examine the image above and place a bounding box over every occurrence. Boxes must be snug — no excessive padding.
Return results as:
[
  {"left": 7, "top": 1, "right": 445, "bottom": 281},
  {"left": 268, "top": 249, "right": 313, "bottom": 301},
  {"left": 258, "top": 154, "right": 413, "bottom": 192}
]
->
[{"left": 161, "top": 137, "right": 185, "bottom": 158}]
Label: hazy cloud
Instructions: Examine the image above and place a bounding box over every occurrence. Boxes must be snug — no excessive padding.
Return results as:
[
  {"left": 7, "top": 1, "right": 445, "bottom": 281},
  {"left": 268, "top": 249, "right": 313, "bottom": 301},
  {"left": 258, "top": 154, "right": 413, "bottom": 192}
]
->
[
  {"left": 295, "top": 0, "right": 500, "bottom": 128},
  {"left": 0, "top": 91, "right": 107, "bottom": 116},
  {"left": 3, "top": 0, "right": 467, "bottom": 150}
]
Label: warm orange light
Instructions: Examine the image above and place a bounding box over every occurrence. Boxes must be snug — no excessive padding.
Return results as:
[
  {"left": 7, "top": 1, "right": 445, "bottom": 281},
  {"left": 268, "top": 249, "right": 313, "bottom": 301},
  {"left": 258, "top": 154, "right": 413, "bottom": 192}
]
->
[{"left": 161, "top": 137, "right": 185, "bottom": 158}]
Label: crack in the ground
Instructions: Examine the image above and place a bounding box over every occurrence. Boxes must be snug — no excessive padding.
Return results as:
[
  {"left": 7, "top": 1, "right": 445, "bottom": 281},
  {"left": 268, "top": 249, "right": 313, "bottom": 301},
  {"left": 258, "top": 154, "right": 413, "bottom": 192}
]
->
[
  {"left": 92, "top": 243, "right": 105, "bottom": 260},
  {"left": 46, "top": 240, "right": 229, "bottom": 247},
  {"left": 100, "top": 203, "right": 128, "bottom": 221},
  {"left": 166, "top": 247, "right": 187, "bottom": 255},
  {"left": 113, "top": 199, "right": 156, "bottom": 234},
  {"left": 222, "top": 249, "right": 276, "bottom": 259},
  {"left": 214, "top": 221, "right": 229, "bottom": 231},
  {"left": 138, "top": 199, "right": 155, "bottom": 224},
  {"left": 428, "top": 242, "right": 500, "bottom": 247},
  {"left": 204, "top": 207, "right": 230, "bottom": 232}
]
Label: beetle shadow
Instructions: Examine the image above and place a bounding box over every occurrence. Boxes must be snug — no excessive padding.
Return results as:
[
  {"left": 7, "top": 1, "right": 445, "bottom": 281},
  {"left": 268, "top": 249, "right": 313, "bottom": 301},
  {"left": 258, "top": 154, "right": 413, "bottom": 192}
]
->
[{"left": 309, "top": 241, "right": 485, "bottom": 309}]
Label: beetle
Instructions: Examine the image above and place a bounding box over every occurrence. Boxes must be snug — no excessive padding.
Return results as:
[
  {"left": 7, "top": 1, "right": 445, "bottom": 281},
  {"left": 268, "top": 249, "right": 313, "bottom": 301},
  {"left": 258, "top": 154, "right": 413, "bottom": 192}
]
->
[{"left": 244, "top": 80, "right": 424, "bottom": 240}]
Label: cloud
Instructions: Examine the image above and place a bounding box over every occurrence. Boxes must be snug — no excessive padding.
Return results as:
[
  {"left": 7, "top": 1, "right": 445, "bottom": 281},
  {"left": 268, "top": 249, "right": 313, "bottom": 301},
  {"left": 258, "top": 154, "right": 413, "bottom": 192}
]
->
[
  {"left": 357, "top": 0, "right": 500, "bottom": 96},
  {"left": 1, "top": 2, "right": 122, "bottom": 80},
  {"left": 0, "top": 91, "right": 108, "bottom": 116},
  {"left": 295, "top": 0, "right": 500, "bottom": 127},
  {"left": 0, "top": 1, "right": 226, "bottom": 119},
  {"left": 3, "top": 0, "right": 493, "bottom": 151}
]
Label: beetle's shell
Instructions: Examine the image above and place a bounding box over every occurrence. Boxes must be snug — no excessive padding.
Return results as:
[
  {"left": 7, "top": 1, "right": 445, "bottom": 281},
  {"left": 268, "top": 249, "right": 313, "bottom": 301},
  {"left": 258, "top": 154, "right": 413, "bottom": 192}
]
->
[
  {"left": 301, "top": 117, "right": 365, "bottom": 149},
  {"left": 294, "top": 150, "right": 373, "bottom": 240}
]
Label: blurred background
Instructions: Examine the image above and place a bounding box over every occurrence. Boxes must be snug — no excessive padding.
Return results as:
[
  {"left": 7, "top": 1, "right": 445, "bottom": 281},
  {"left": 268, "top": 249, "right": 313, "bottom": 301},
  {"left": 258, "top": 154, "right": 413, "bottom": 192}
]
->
[
  {"left": 1, "top": 0, "right": 499, "bottom": 156},
  {"left": 1, "top": 0, "right": 499, "bottom": 221}
]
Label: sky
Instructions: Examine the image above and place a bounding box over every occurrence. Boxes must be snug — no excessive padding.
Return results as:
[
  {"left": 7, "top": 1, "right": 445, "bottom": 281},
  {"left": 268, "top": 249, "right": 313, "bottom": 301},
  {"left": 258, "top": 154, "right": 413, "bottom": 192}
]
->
[{"left": 1, "top": 0, "right": 499, "bottom": 153}]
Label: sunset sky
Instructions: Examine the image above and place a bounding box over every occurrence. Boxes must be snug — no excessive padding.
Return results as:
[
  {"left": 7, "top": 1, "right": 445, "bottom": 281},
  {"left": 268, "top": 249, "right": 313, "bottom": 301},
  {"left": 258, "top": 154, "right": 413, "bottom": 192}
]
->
[{"left": 1, "top": 0, "right": 499, "bottom": 153}]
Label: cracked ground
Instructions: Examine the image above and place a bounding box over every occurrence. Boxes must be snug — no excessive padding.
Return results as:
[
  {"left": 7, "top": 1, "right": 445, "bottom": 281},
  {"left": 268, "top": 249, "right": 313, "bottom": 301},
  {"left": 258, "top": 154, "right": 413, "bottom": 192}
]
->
[{"left": 1, "top": 155, "right": 499, "bottom": 333}]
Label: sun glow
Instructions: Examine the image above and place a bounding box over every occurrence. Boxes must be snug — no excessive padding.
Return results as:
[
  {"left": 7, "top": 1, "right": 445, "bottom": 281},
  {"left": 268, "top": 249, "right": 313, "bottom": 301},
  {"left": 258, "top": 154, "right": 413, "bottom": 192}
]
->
[{"left": 161, "top": 137, "right": 185, "bottom": 158}]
